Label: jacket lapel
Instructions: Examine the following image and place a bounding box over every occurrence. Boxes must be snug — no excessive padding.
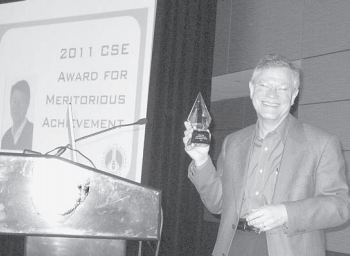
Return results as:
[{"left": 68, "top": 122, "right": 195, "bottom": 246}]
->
[
  {"left": 230, "top": 130, "right": 254, "bottom": 214},
  {"left": 272, "top": 116, "right": 307, "bottom": 203}
]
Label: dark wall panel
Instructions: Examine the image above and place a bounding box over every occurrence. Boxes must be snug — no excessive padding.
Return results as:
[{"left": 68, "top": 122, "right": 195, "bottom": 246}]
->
[
  {"left": 298, "top": 101, "right": 350, "bottom": 151},
  {"left": 211, "top": 97, "right": 256, "bottom": 131},
  {"left": 213, "top": 0, "right": 303, "bottom": 75},
  {"left": 302, "top": 0, "right": 350, "bottom": 58},
  {"left": 210, "top": 96, "right": 256, "bottom": 160},
  {"left": 299, "top": 51, "right": 350, "bottom": 105}
]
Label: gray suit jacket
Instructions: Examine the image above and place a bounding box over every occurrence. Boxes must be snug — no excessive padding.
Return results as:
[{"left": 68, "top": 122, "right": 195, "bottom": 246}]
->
[{"left": 189, "top": 115, "right": 350, "bottom": 256}]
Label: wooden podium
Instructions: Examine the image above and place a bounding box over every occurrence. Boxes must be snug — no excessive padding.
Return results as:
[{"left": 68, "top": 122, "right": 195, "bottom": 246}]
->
[{"left": 0, "top": 152, "right": 161, "bottom": 255}]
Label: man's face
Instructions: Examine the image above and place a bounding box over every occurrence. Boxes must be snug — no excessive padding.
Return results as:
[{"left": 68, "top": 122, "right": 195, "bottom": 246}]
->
[
  {"left": 249, "top": 67, "right": 299, "bottom": 125},
  {"left": 10, "top": 89, "right": 29, "bottom": 124}
]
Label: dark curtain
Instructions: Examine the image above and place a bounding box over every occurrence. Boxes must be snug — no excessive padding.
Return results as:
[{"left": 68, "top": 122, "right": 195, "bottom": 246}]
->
[{"left": 134, "top": 1, "right": 218, "bottom": 255}]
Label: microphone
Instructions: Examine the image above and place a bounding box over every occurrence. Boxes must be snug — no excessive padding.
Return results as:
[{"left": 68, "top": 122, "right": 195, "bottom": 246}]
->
[{"left": 75, "top": 118, "right": 147, "bottom": 143}]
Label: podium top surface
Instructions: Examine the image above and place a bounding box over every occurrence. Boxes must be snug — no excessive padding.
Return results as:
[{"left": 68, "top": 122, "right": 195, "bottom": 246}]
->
[{"left": 0, "top": 152, "right": 161, "bottom": 240}]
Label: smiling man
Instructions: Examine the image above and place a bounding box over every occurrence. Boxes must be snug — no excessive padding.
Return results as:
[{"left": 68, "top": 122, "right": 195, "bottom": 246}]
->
[
  {"left": 183, "top": 54, "right": 350, "bottom": 256},
  {"left": 1, "top": 80, "right": 34, "bottom": 151}
]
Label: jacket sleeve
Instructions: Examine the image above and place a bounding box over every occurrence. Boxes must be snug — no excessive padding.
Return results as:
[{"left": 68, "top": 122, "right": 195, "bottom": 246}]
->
[
  {"left": 187, "top": 136, "right": 229, "bottom": 214},
  {"left": 284, "top": 134, "right": 350, "bottom": 236}
]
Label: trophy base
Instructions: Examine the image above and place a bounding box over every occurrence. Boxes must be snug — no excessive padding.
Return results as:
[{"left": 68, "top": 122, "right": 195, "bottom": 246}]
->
[{"left": 190, "top": 130, "right": 210, "bottom": 146}]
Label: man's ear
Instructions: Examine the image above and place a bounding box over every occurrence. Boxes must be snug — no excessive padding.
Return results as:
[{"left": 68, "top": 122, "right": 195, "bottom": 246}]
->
[
  {"left": 291, "top": 88, "right": 299, "bottom": 105},
  {"left": 249, "top": 81, "right": 255, "bottom": 99}
]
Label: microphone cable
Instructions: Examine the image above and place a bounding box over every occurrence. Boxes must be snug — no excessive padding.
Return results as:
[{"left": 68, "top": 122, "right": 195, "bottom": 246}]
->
[
  {"left": 45, "top": 144, "right": 96, "bottom": 169},
  {"left": 44, "top": 118, "right": 147, "bottom": 166}
]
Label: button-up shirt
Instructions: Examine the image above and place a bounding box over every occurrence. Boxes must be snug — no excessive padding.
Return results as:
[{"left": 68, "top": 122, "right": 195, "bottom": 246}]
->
[{"left": 240, "top": 115, "right": 290, "bottom": 218}]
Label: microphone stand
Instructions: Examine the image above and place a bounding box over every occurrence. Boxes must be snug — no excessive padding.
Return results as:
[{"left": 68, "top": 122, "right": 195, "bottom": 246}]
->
[
  {"left": 55, "top": 118, "right": 147, "bottom": 157},
  {"left": 75, "top": 118, "right": 147, "bottom": 143}
]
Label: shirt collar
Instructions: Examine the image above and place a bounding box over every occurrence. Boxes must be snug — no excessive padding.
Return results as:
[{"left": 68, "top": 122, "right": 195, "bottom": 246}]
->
[
  {"left": 254, "top": 114, "right": 291, "bottom": 145},
  {"left": 12, "top": 118, "right": 27, "bottom": 144}
]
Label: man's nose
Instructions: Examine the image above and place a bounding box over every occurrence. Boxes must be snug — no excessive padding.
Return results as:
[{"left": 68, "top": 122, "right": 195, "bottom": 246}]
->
[{"left": 266, "top": 87, "right": 278, "bottom": 98}]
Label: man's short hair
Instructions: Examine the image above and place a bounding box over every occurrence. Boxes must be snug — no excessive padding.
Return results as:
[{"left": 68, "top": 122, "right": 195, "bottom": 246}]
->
[
  {"left": 251, "top": 54, "right": 301, "bottom": 89},
  {"left": 11, "top": 80, "right": 31, "bottom": 102}
]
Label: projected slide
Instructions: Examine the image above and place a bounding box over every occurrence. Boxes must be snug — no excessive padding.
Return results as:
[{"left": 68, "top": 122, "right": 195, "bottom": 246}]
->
[{"left": 0, "top": 8, "right": 153, "bottom": 182}]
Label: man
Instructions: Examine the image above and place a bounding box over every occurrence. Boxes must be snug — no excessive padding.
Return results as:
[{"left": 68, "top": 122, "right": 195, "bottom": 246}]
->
[
  {"left": 1, "top": 80, "right": 33, "bottom": 151},
  {"left": 183, "top": 54, "right": 350, "bottom": 256}
]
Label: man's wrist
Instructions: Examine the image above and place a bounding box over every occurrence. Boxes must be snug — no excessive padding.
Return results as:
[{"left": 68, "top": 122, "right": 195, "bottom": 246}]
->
[
  {"left": 189, "top": 156, "right": 210, "bottom": 177},
  {"left": 194, "top": 155, "right": 209, "bottom": 167}
]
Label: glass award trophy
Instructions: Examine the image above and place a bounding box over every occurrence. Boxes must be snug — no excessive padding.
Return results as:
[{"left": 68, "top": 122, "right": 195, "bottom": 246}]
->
[{"left": 187, "top": 92, "right": 212, "bottom": 147}]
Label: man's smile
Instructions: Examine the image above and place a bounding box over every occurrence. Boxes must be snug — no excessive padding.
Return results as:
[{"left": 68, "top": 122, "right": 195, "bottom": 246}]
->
[{"left": 262, "top": 101, "right": 280, "bottom": 107}]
